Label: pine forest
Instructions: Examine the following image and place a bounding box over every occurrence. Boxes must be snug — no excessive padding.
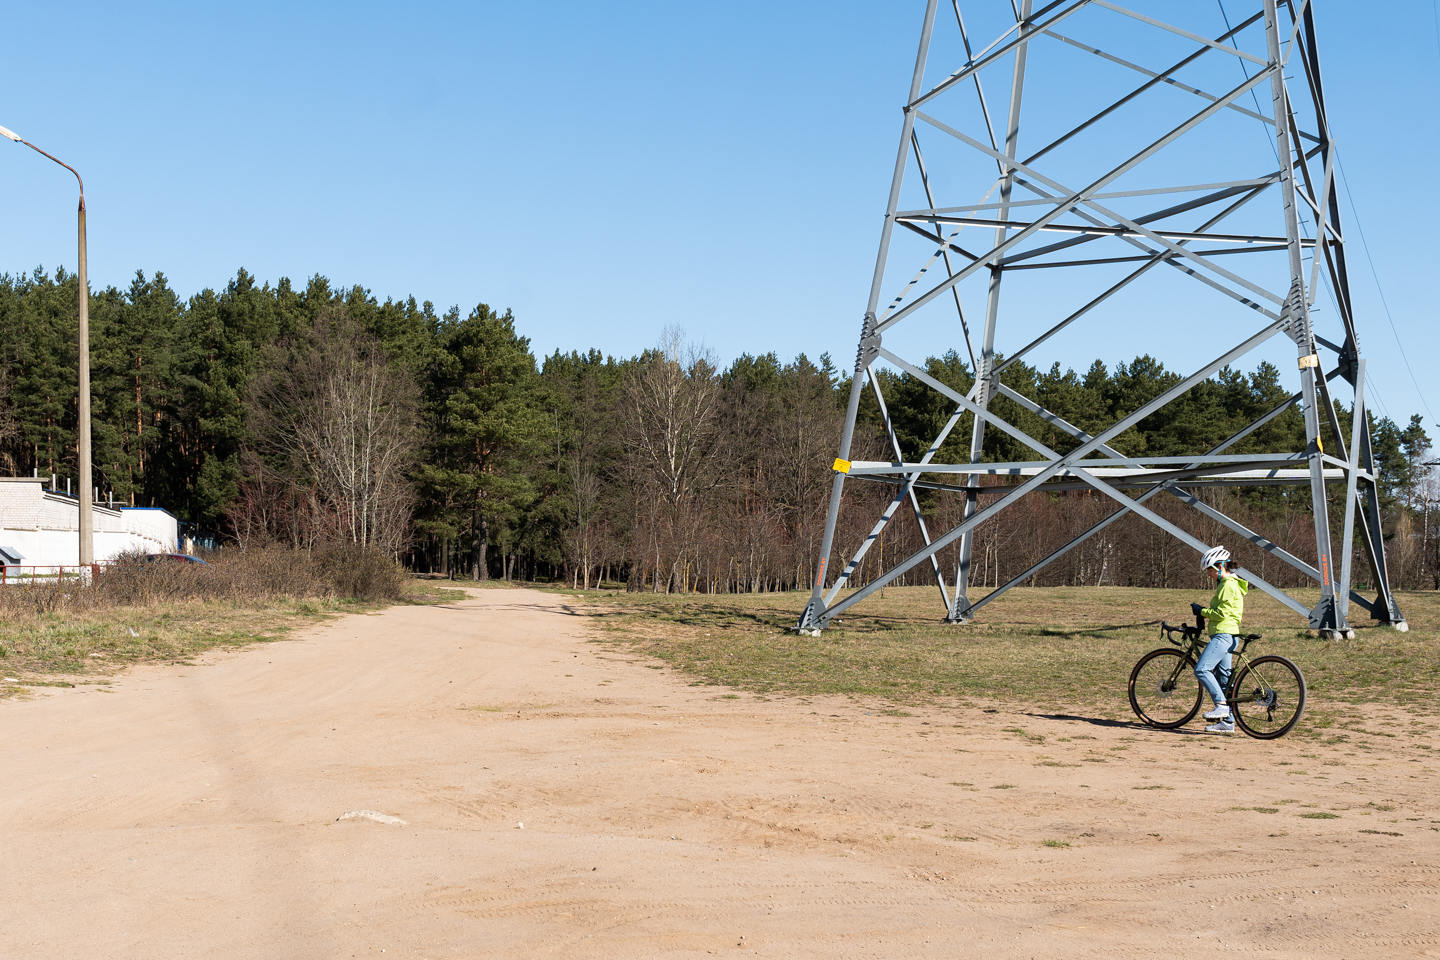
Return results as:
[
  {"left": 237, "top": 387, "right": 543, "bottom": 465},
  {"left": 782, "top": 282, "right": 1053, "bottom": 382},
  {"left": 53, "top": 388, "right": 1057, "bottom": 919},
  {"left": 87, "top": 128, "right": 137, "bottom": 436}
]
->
[{"left": 1, "top": 267, "right": 1434, "bottom": 593}]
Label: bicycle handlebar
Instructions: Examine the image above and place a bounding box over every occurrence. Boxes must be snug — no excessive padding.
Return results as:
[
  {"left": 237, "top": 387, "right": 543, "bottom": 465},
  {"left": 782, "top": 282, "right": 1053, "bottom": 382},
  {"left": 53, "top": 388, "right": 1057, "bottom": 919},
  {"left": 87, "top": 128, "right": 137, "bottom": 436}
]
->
[
  {"left": 1159, "top": 621, "right": 1201, "bottom": 645},
  {"left": 1158, "top": 621, "right": 1262, "bottom": 648}
]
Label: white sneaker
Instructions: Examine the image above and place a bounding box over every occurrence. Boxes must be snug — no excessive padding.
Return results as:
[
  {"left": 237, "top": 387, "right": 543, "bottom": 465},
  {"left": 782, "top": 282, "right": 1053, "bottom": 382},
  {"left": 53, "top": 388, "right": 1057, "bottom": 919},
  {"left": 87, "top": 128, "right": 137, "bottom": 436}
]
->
[
  {"left": 1203, "top": 704, "right": 1231, "bottom": 720},
  {"left": 1206, "top": 719, "right": 1235, "bottom": 734}
]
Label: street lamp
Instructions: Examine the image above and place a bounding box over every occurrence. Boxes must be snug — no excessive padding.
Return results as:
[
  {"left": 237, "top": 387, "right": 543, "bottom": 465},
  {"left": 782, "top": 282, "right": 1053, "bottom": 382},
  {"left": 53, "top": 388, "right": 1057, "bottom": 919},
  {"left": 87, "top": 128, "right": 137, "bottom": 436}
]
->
[{"left": 0, "top": 124, "right": 92, "bottom": 569}]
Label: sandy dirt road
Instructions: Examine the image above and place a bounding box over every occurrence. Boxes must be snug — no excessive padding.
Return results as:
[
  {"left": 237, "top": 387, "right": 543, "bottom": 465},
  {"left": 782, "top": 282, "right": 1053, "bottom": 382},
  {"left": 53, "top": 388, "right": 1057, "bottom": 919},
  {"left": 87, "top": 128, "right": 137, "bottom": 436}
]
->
[{"left": 3, "top": 587, "right": 1438, "bottom": 959}]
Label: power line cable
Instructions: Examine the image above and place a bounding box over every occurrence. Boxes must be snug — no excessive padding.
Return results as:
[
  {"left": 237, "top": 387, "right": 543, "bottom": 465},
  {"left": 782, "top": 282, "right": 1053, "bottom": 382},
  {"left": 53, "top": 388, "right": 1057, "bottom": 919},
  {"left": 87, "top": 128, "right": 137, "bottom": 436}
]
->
[
  {"left": 1334, "top": 155, "right": 1439, "bottom": 428},
  {"left": 1216, "top": 0, "right": 1432, "bottom": 429},
  {"left": 1214, "top": 3, "right": 1326, "bottom": 271},
  {"left": 1433, "top": 0, "right": 1440, "bottom": 60},
  {"left": 1215, "top": 3, "right": 1281, "bottom": 160},
  {"left": 1212, "top": 1, "right": 1385, "bottom": 422}
]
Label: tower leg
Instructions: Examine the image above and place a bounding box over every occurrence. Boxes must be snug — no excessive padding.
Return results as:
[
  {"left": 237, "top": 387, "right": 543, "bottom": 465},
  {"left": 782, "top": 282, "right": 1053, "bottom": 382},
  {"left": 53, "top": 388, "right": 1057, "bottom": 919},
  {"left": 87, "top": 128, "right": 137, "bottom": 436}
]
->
[
  {"left": 1266, "top": 0, "right": 1342, "bottom": 636},
  {"left": 796, "top": 0, "right": 942, "bottom": 634}
]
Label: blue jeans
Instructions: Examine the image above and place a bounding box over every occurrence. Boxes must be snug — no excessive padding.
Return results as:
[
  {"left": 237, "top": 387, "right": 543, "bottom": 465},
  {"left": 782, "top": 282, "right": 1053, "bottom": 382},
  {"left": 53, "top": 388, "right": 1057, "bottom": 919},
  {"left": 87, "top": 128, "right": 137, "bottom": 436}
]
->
[{"left": 1195, "top": 633, "right": 1239, "bottom": 706}]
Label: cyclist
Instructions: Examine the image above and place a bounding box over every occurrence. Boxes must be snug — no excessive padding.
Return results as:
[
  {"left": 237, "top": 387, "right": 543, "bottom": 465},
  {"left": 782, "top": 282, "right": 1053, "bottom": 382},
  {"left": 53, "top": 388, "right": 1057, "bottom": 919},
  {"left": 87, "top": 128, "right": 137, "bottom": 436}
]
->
[{"left": 1193, "top": 545, "right": 1248, "bottom": 734}]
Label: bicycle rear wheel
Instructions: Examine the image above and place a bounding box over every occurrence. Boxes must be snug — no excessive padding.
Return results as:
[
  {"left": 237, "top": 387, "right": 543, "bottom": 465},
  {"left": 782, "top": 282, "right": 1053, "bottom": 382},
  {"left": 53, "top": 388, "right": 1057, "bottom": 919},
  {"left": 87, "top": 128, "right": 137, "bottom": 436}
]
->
[
  {"left": 1129, "top": 648, "right": 1202, "bottom": 729},
  {"left": 1230, "top": 655, "right": 1306, "bottom": 739}
]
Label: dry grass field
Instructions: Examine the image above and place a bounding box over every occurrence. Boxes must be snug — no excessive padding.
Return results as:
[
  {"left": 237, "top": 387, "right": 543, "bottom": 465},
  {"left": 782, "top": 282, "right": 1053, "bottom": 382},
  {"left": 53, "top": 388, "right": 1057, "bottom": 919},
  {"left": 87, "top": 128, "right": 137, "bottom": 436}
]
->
[
  {"left": 0, "top": 549, "right": 458, "bottom": 698},
  {"left": 579, "top": 584, "right": 1440, "bottom": 740}
]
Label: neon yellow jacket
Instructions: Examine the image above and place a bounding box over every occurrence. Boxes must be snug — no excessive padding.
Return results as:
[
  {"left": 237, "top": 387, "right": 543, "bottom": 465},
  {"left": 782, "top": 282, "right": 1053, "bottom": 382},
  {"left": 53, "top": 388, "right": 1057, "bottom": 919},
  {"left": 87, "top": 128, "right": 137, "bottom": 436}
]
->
[{"left": 1201, "top": 573, "right": 1248, "bottom": 636}]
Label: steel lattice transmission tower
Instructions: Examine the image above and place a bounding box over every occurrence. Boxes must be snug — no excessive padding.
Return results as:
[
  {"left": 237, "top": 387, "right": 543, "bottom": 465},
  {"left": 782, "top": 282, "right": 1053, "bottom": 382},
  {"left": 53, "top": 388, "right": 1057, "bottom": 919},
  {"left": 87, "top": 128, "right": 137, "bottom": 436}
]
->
[{"left": 796, "top": 0, "right": 1407, "bottom": 638}]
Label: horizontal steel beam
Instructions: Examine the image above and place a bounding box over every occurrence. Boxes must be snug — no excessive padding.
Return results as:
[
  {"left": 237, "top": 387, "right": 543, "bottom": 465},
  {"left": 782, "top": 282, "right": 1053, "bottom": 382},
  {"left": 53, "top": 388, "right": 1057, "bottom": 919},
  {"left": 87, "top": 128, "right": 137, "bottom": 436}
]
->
[
  {"left": 898, "top": 178, "right": 1276, "bottom": 216},
  {"left": 845, "top": 452, "right": 1318, "bottom": 474},
  {"left": 894, "top": 213, "right": 1308, "bottom": 247}
]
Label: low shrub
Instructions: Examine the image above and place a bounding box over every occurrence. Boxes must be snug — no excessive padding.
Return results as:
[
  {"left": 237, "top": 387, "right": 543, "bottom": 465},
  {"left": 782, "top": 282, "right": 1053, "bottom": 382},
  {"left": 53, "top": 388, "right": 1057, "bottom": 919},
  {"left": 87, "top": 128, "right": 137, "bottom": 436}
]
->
[
  {"left": 94, "top": 551, "right": 211, "bottom": 605},
  {"left": 205, "top": 544, "right": 326, "bottom": 600},
  {"left": 0, "top": 543, "right": 410, "bottom": 618},
  {"left": 316, "top": 543, "right": 410, "bottom": 602},
  {"left": 0, "top": 577, "right": 72, "bottom": 616}
]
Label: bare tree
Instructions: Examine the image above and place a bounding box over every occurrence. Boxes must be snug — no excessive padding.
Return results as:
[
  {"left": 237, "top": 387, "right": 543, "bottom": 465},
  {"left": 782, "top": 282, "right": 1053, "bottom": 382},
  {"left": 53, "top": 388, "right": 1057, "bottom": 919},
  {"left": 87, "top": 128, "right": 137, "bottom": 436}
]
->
[
  {"left": 623, "top": 327, "right": 722, "bottom": 593},
  {"left": 245, "top": 309, "right": 420, "bottom": 553}
]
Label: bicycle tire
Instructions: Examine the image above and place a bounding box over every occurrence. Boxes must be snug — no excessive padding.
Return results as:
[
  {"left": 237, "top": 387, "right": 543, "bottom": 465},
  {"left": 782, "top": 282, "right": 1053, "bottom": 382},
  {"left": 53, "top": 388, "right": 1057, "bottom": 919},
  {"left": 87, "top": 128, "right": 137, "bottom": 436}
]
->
[
  {"left": 1230, "top": 655, "right": 1306, "bottom": 739},
  {"left": 1129, "top": 648, "right": 1202, "bottom": 729}
]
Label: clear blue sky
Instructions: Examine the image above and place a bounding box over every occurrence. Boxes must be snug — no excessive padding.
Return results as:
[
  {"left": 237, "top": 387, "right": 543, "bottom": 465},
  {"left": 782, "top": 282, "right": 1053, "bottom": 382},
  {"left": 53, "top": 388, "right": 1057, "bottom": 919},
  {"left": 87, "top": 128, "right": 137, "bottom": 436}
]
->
[{"left": 1, "top": 1, "right": 1436, "bottom": 433}]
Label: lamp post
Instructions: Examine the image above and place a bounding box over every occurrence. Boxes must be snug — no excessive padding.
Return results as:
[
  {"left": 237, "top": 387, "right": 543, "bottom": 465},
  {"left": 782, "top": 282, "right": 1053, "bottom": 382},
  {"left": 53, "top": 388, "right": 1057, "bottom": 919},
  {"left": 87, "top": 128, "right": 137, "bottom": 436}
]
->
[{"left": 0, "top": 124, "right": 92, "bottom": 569}]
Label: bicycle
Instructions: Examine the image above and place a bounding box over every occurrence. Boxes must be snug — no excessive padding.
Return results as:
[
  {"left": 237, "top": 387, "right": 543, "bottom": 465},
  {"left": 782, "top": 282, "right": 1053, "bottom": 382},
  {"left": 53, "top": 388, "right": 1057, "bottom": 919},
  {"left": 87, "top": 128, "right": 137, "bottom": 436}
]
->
[{"left": 1128, "top": 612, "right": 1306, "bottom": 739}]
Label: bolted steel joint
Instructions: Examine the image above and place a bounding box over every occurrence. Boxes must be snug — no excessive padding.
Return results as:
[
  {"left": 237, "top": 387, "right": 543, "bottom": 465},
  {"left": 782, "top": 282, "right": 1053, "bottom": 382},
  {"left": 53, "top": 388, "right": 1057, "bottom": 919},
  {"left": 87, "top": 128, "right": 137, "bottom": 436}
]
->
[
  {"left": 1281, "top": 279, "right": 1309, "bottom": 343},
  {"left": 944, "top": 604, "right": 973, "bottom": 625},
  {"left": 795, "top": 599, "right": 827, "bottom": 635},
  {"left": 855, "top": 312, "right": 881, "bottom": 373}
]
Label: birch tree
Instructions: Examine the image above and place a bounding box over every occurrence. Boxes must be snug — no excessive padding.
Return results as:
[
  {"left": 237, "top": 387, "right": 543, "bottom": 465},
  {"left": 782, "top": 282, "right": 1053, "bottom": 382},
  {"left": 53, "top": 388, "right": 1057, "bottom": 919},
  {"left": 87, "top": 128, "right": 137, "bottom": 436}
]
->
[
  {"left": 246, "top": 308, "right": 420, "bottom": 551},
  {"left": 623, "top": 327, "right": 721, "bottom": 592}
]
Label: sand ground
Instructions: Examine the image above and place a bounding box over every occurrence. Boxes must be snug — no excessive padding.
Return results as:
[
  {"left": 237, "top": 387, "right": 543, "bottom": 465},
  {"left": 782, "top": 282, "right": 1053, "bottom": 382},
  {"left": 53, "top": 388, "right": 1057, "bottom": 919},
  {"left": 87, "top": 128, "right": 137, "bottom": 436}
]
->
[{"left": 3, "top": 586, "right": 1437, "bottom": 959}]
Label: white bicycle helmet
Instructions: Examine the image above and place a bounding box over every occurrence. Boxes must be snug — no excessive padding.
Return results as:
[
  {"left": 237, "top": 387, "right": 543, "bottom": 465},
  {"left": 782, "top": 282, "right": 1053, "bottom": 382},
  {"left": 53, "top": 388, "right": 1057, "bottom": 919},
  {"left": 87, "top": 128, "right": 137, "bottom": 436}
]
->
[{"left": 1200, "top": 545, "right": 1231, "bottom": 570}]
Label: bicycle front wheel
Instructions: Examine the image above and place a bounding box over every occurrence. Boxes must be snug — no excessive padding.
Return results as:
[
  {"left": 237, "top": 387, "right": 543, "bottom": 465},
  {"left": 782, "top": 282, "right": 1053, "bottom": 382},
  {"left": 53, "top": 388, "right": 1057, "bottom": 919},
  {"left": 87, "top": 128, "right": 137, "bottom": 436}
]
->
[
  {"left": 1129, "top": 648, "right": 1202, "bottom": 729},
  {"left": 1230, "top": 655, "right": 1306, "bottom": 739}
]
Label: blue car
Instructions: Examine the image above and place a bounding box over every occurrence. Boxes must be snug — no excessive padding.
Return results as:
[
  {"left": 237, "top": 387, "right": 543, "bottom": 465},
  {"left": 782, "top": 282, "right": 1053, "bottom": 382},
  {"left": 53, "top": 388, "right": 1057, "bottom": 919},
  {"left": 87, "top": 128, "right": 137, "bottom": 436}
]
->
[{"left": 139, "top": 552, "right": 210, "bottom": 566}]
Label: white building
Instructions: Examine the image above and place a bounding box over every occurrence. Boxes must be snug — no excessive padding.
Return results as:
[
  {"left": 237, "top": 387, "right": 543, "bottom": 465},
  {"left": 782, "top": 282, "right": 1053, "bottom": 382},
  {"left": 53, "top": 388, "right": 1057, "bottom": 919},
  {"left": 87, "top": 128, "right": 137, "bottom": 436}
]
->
[{"left": 0, "top": 477, "right": 178, "bottom": 567}]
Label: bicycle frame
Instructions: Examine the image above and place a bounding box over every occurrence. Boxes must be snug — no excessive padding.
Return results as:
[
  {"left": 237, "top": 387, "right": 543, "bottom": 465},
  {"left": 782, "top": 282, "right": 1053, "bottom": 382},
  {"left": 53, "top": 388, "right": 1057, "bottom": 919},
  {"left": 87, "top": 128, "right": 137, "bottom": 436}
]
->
[{"left": 1157, "top": 620, "right": 1263, "bottom": 675}]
